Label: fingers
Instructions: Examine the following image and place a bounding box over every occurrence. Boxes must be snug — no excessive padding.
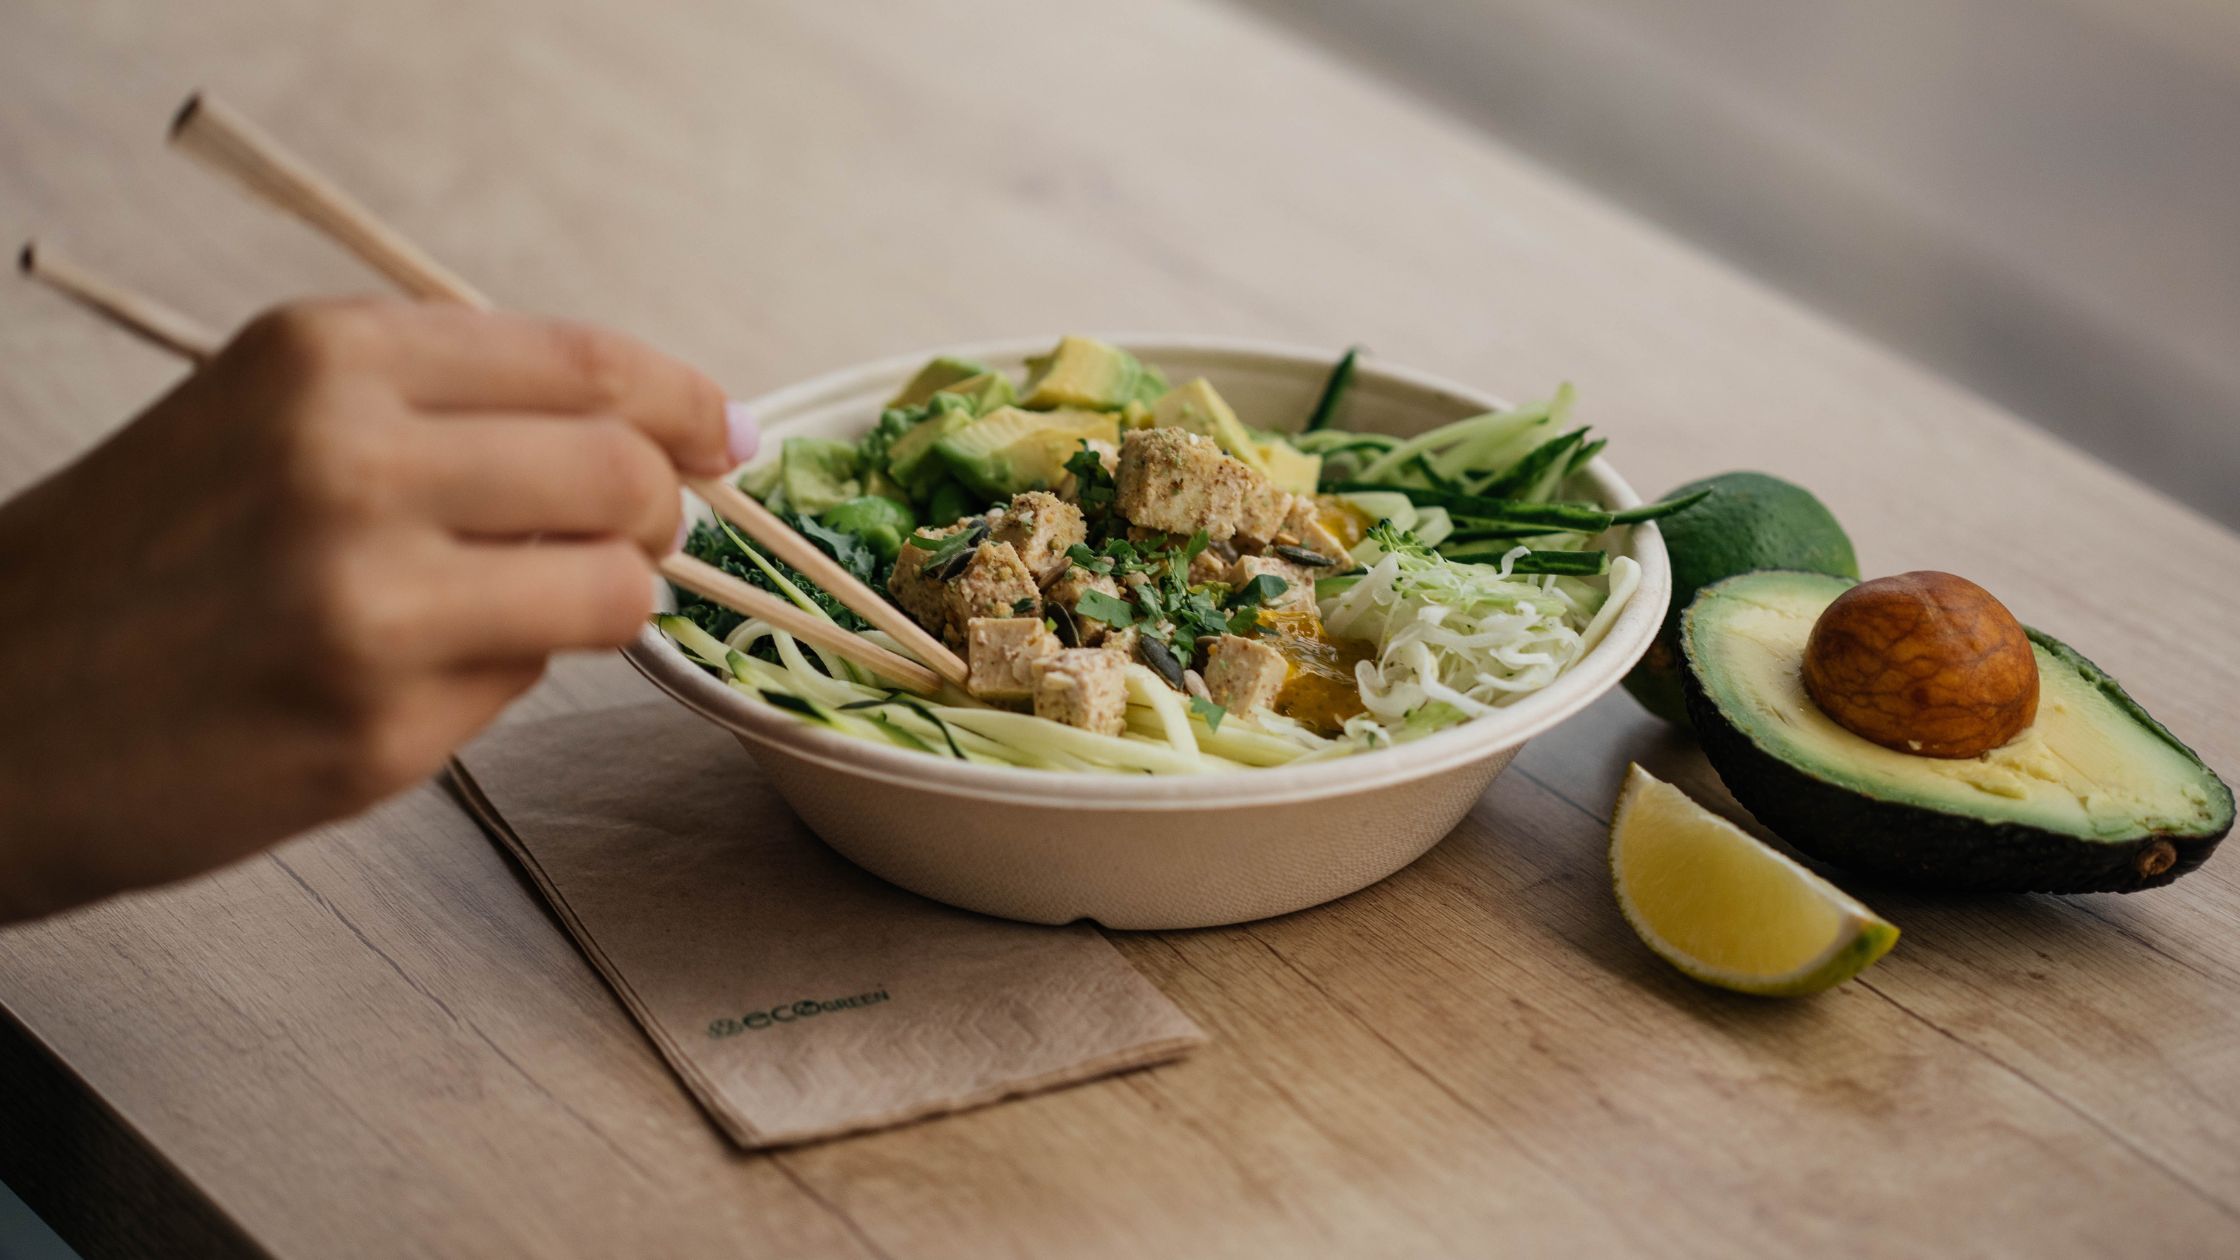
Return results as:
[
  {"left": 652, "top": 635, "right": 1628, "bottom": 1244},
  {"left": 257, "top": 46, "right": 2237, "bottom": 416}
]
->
[
  {"left": 381, "top": 306, "right": 734, "bottom": 475},
  {"left": 430, "top": 537, "right": 659, "bottom": 661},
  {"left": 246, "top": 299, "right": 743, "bottom": 477},
  {"left": 412, "top": 414, "right": 681, "bottom": 556}
]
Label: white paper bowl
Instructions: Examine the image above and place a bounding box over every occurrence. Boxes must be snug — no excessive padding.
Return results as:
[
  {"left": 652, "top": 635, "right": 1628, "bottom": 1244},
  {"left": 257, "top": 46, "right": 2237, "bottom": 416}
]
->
[{"left": 623, "top": 337, "right": 1670, "bottom": 929}]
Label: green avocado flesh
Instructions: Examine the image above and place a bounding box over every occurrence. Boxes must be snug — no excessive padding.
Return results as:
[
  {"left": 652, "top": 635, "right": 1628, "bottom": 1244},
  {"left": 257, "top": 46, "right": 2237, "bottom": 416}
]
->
[{"left": 1684, "top": 570, "right": 2233, "bottom": 893}]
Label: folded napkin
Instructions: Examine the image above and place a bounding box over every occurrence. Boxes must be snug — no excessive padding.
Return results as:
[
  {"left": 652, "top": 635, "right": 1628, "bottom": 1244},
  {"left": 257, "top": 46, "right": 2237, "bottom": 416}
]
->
[{"left": 450, "top": 702, "right": 1204, "bottom": 1148}]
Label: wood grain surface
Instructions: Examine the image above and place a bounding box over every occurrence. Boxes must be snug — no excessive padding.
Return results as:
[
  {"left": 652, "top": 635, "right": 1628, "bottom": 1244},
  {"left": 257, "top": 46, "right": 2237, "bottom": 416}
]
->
[{"left": 3, "top": 1, "right": 2237, "bottom": 1256}]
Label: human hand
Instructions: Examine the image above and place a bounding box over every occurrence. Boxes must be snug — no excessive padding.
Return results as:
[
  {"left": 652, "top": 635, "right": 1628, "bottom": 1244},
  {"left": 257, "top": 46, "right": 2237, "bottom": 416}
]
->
[{"left": 0, "top": 298, "right": 754, "bottom": 920}]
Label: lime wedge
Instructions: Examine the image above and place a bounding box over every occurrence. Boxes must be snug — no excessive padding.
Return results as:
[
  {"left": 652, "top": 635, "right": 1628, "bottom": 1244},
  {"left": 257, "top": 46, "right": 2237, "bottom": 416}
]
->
[{"left": 1611, "top": 764, "right": 1898, "bottom": 996}]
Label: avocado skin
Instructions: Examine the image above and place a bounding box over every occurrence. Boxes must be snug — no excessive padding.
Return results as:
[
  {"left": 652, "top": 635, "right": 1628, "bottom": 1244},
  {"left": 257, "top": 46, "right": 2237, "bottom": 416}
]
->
[{"left": 1682, "top": 593, "right": 2233, "bottom": 895}]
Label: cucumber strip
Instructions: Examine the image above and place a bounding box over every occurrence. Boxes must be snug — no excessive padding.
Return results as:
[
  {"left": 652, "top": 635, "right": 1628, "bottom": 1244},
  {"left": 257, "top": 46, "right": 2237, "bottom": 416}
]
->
[
  {"left": 1326, "top": 481, "right": 1609, "bottom": 531},
  {"left": 1352, "top": 402, "right": 1550, "bottom": 482},
  {"left": 1412, "top": 506, "right": 1455, "bottom": 548},
  {"left": 1565, "top": 436, "right": 1608, "bottom": 477},
  {"left": 655, "top": 614, "right": 731, "bottom": 671},
  {"left": 1301, "top": 346, "right": 1361, "bottom": 432},
  {"left": 1610, "top": 487, "right": 1713, "bottom": 524},
  {"left": 1440, "top": 547, "right": 1610, "bottom": 576},
  {"left": 1472, "top": 428, "right": 1586, "bottom": 500},
  {"left": 1328, "top": 482, "right": 1712, "bottom": 532}
]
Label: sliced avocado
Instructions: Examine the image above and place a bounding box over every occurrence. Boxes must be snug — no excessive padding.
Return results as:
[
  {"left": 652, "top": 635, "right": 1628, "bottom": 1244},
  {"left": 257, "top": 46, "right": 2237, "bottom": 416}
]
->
[
  {"left": 1151, "top": 378, "right": 1277, "bottom": 480},
  {"left": 779, "top": 437, "right": 863, "bottom": 515},
  {"left": 1684, "top": 570, "right": 2233, "bottom": 893},
  {"left": 934, "top": 405, "right": 1121, "bottom": 499},
  {"left": 1021, "top": 336, "right": 1148, "bottom": 410},
  {"left": 1251, "top": 434, "right": 1323, "bottom": 496},
  {"left": 885, "top": 396, "right": 980, "bottom": 496},
  {"left": 887, "top": 355, "right": 994, "bottom": 409},
  {"left": 936, "top": 371, "right": 1017, "bottom": 417}
]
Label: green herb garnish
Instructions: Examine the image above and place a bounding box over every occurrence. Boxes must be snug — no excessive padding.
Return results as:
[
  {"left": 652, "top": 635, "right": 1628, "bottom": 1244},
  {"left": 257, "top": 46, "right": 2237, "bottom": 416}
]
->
[{"left": 1189, "top": 695, "right": 1228, "bottom": 732}]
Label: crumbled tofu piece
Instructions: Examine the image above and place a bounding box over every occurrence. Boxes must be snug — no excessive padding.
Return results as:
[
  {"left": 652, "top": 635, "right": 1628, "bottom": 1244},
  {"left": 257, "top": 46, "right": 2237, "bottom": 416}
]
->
[
  {"left": 1280, "top": 495, "right": 1352, "bottom": 565},
  {"left": 1046, "top": 567, "right": 1131, "bottom": 646},
  {"left": 888, "top": 521, "right": 968, "bottom": 629},
  {"left": 1032, "top": 648, "right": 1129, "bottom": 735},
  {"left": 946, "top": 541, "right": 1040, "bottom": 639},
  {"left": 966, "top": 617, "right": 1062, "bottom": 701},
  {"left": 1230, "top": 554, "right": 1318, "bottom": 613},
  {"left": 989, "top": 491, "right": 1086, "bottom": 584},
  {"left": 1233, "top": 483, "right": 1293, "bottom": 548},
  {"left": 1188, "top": 547, "right": 1231, "bottom": 586},
  {"left": 1204, "top": 634, "right": 1289, "bottom": 716},
  {"left": 1114, "top": 428, "right": 1260, "bottom": 540}
]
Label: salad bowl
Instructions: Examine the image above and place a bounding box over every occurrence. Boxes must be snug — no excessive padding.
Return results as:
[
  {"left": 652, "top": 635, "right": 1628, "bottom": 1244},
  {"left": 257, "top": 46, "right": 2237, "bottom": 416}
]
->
[{"left": 623, "top": 337, "right": 1671, "bottom": 929}]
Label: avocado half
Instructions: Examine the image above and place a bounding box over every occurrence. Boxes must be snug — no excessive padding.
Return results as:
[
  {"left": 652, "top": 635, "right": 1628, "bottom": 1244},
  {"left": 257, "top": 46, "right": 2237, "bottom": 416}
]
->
[{"left": 1682, "top": 570, "right": 2234, "bottom": 893}]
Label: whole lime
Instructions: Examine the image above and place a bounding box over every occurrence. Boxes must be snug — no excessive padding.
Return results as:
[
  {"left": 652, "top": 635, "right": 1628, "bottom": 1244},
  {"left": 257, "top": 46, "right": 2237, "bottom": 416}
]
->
[{"left": 1624, "top": 471, "right": 1858, "bottom": 724}]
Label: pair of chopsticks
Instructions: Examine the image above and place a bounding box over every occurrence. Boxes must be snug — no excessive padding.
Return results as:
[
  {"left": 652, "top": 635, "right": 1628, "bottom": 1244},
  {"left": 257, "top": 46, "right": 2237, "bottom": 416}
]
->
[{"left": 22, "top": 94, "right": 967, "bottom": 697}]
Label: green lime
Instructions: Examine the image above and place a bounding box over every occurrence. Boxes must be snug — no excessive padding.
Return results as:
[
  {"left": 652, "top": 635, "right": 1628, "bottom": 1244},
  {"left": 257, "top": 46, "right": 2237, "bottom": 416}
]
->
[{"left": 1624, "top": 471, "right": 1857, "bottom": 724}]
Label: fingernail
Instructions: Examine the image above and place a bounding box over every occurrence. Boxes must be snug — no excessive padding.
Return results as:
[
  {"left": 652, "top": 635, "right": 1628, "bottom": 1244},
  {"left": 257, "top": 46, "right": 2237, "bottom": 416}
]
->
[
  {"left": 672, "top": 517, "right": 691, "bottom": 554},
  {"left": 724, "top": 400, "right": 760, "bottom": 467}
]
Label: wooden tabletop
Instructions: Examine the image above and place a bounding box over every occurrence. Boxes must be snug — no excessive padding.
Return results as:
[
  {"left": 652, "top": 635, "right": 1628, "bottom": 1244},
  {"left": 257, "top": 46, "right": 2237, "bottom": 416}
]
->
[{"left": 5, "top": 1, "right": 2238, "bottom": 1256}]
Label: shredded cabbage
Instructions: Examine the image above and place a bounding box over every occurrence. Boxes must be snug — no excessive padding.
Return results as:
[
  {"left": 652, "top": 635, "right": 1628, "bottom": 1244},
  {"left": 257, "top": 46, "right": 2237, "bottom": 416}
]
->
[{"left": 1320, "top": 527, "right": 1634, "bottom": 736}]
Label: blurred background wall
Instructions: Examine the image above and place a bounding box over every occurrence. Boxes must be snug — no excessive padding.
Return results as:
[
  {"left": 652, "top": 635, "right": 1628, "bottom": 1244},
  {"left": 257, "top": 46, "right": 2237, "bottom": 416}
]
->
[{"left": 1241, "top": 0, "right": 2240, "bottom": 527}]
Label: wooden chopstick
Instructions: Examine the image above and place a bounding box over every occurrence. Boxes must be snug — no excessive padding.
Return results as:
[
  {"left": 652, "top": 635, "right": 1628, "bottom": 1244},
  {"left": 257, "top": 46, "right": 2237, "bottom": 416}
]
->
[
  {"left": 171, "top": 94, "right": 490, "bottom": 307},
  {"left": 18, "top": 241, "right": 221, "bottom": 362},
  {"left": 688, "top": 476, "right": 966, "bottom": 683},
  {"left": 16, "top": 235, "right": 944, "bottom": 695},
  {"left": 168, "top": 92, "right": 972, "bottom": 693}
]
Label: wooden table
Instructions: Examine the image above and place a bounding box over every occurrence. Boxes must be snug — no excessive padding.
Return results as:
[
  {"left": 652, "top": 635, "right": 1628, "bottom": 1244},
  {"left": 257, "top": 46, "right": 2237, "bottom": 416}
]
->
[{"left": 4, "top": 2, "right": 2237, "bottom": 1256}]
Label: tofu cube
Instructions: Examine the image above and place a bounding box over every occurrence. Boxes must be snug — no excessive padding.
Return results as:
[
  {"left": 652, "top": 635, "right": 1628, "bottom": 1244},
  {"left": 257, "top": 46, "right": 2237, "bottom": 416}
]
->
[
  {"left": 1280, "top": 495, "right": 1353, "bottom": 566},
  {"left": 1204, "top": 634, "right": 1289, "bottom": 716},
  {"left": 1045, "top": 567, "right": 1132, "bottom": 646},
  {"left": 1115, "top": 428, "right": 1256, "bottom": 540},
  {"left": 989, "top": 491, "right": 1087, "bottom": 584},
  {"left": 1232, "top": 482, "right": 1293, "bottom": 548},
  {"left": 888, "top": 521, "right": 968, "bottom": 629},
  {"left": 1230, "top": 554, "right": 1317, "bottom": 614},
  {"left": 1033, "top": 648, "right": 1129, "bottom": 735},
  {"left": 945, "top": 541, "right": 1041, "bottom": 637},
  {"left": 966, "top": 617, "right": 1062, "bottom": 701}
]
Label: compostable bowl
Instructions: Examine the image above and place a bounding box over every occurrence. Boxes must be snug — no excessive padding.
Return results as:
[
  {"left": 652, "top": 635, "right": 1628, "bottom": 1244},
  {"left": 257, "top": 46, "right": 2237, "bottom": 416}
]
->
[{"left": 623, "top": 337, "right": 1670, "bottom": 929}]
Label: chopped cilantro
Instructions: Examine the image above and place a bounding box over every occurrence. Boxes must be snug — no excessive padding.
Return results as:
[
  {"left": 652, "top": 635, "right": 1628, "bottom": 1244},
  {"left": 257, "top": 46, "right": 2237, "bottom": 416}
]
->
[
  {"left": 1188, "top": 695, "right": 1227, "bottom": 732},
  {"left": 1075, "top": 588, "right": 1138, "bottom": 628}
]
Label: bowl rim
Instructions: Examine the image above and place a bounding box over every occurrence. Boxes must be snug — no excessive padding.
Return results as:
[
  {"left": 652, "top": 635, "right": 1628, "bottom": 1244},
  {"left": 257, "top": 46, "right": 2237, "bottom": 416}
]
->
[{"left": 622, "top": 334, "right": 1670, "bottom": 809}]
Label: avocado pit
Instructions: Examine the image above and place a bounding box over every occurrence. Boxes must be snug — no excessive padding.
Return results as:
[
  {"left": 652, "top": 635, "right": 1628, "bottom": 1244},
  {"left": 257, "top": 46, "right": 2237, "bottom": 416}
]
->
[{"left": 1802, "top": 571, "right": 2038, "bottom": 759}]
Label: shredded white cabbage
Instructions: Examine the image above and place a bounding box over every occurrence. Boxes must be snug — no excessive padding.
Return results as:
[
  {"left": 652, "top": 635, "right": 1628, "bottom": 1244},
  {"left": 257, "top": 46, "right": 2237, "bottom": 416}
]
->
[{"left": 1319, "top": 534, "right": 1633, "bottom": 738}]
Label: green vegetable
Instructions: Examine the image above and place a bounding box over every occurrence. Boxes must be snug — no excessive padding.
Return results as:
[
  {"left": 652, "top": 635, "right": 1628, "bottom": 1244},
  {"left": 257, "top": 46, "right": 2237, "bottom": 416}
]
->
[
  {"left": 888, "top": 355, "right": 994, "bottom": 409},
  {"left": 907, "top": 519, "right": 988, "bottom": 579},
  {"left": 779, "top": 437, "right": 863, "bottom": 515},
  {"left": 1436, "top": 547, "right": 1609, "bottom": 576},
  {"left": 1472, "top": 428, "right": 1586, "bottom": 501},
  {"left": 818, "top": 495, "right": 917, "bottom": 562},
  {"left": 1189, "top": 695, "right": 1228, "bottom": 732},
  {"left": 926, "top": 479, "right": 979, "bottom": 527},
  {"left": 1075, "top": 588, "right": 1137, "bottom": 628},
  {"left": 1326, "top": 482, "right": 1712, "bottom": 535},
  {"left": 1302, "top": 346, "right": 1361, "bottom": 432}
]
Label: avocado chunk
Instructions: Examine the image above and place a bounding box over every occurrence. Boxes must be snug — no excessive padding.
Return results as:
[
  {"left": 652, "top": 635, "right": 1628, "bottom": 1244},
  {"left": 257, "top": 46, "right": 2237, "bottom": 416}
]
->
[
  {"left": 1021, "top": 336, "right": 1158, "bottom": 411},
  {"left": 885, "top": 395, "right": 980, "bottom": 496},
  {"left": 1150, "top": 378, "right": 1283, "bottom": 482},
  {"left": 1250, "top": 433, "right": 1323, "bottom": 496},
  {"left": 935, "top": 371, "right": 1017, "bottom": 417},
  {"left": 887, "top": 355, "right": 994, "bottom": 409},
  {"left": 934, "top": 405, "right": 1122, "bottom": 500},
  {"left": 778, "top": 437, "right": 863, "bottom": 515},
  {"left": 1684, "top": 570, "right": 2233, "bottom": 893}
]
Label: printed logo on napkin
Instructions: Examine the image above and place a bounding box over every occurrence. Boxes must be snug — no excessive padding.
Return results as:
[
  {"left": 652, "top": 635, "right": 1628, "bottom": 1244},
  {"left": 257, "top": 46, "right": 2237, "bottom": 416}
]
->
[{"left": 709, "top": 988, "right": 891, "bottom": 1038}]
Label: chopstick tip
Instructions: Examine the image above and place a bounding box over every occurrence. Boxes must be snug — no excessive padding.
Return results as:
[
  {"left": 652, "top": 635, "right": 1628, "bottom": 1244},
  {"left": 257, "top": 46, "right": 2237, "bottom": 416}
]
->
[{"left": 169, "top": 92, "right": 204, "bottom": 141}]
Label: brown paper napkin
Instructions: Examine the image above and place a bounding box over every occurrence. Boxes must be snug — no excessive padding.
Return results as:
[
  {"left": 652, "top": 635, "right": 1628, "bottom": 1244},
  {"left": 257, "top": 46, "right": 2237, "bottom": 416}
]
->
[{"left": 449, "top": 702, "right": 1204, "bottom": 1148}]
